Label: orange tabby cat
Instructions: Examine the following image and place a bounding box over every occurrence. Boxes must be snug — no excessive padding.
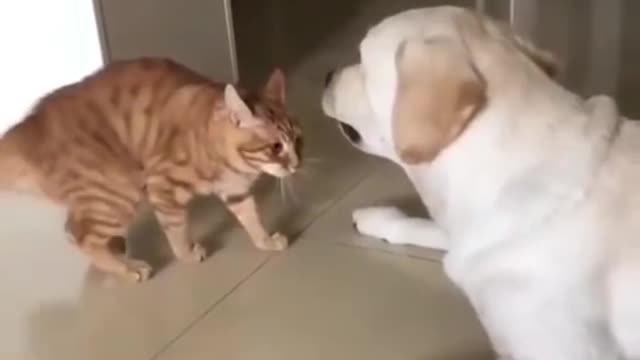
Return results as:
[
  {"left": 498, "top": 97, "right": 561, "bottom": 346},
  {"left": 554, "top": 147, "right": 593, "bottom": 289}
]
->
[{"left": 0, "top": 58, "right": 302, "bottom": 282}]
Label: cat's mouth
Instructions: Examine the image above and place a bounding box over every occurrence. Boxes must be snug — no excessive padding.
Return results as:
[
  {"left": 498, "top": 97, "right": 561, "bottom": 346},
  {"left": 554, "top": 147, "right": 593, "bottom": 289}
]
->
[
  {"left": 262, "top": 163, "right": 297, "bottom": 178},
  {"left": 337, "top": 121, "right": 362, "bottom": 144}
]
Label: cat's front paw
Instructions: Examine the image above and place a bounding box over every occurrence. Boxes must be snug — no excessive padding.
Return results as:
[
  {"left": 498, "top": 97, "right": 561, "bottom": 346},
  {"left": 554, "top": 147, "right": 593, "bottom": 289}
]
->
[
  {"left": 257, "top": 232, "right": 289, "bottom": 251},
  {"left": 352, "top": 206, "right": 406, "bottom": 242},
  {"left": 123, "top": 259, "right": 153, "bottom": 282},
  {"left": 176, "top": 242, "right": 207, "bottom": 264}
]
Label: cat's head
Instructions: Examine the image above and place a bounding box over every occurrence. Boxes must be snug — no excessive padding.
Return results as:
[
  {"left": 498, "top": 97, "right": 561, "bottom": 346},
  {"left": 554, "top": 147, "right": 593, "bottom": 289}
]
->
[{"left": 223, "top": 69, "right": 303, "bottom": 178}]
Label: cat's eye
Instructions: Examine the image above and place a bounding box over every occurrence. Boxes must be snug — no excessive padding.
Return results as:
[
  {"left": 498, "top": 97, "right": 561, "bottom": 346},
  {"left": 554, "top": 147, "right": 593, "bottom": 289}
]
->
[
  {"left": 264, "top": 107, "right": 275, "bottom": 118},
  {"left": 295, "top": 136, "right": 303, "bottom": 153},
  {"left": 271, "top": 142, "right": 283, "bottom": 153},
  {"left": 269, "top": 108, "right": 276, "bottom": 117}
]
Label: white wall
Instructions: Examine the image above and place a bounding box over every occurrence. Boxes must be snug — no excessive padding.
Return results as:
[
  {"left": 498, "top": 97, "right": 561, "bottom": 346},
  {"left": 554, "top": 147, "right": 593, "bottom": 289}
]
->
[
  {"left": 0, "top": 1, "right": 102, "bottom": 356},
  {"left": 0, "top": 0, "right": 103, "bottom": 134}
]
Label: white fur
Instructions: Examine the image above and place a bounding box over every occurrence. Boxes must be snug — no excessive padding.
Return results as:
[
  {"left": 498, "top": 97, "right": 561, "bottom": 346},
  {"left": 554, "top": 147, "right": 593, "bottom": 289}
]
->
[
  {"left": 322, "top": 6, "right": 640, "bottom": 360},
  {"left": 352, "top": 206, "right": 448, "bottom": 249}
]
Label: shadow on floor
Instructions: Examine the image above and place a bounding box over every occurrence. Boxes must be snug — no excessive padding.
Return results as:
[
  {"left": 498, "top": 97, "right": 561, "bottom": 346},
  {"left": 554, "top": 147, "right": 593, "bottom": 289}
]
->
[{"left": 428, "top": 351, "right": 495, "bottom": 360}]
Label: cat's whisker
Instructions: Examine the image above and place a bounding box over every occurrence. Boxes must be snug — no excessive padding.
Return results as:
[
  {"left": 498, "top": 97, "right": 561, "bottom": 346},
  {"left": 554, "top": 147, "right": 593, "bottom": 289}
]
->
[
  {"left": 302, "top": 168, "right": 319, "bottom": 179},
  {"left": 294, "top": 164, "right": 318, "bottom": 178},
  {"left": 278, "top": 178, "right": 287, "bottom": 204},
  {"left": 304, "top": 157, "right": 326, "bottom": 165},
  {"left": 295, "top": 171, "right": 311, "bottom": 180},
  {"left": 284, "top": 178, "right": 301, "bottom": 205}
]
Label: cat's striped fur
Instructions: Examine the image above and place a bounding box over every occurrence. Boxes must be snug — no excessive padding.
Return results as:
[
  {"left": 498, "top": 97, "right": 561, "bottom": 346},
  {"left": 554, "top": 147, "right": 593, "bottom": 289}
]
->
[{"left": 0, "top": 58, "right": 302, "bottom": 282}]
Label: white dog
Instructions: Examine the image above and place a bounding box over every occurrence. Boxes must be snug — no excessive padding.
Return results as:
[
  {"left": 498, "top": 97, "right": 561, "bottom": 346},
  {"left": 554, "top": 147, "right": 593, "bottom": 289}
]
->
[{"left": 322, "top": 6, "right": 640, "bottom": 360}]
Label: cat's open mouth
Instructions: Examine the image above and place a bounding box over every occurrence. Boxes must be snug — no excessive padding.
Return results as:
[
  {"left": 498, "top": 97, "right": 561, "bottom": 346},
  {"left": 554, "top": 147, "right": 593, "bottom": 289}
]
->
[{"left": 337, "top": 121, "right": 362, "bottom": 144}]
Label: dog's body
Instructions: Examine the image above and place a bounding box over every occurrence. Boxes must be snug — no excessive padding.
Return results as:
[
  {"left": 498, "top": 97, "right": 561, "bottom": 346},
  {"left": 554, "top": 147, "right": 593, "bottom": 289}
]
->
[{"left": 322, "top": 6, "right": 640, "bottom": 359}]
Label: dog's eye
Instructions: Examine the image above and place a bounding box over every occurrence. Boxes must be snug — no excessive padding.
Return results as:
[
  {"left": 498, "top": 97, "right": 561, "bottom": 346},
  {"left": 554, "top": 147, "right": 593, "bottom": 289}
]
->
[{"left": 338, "top": 122, "right": 362, "bottom": 143}]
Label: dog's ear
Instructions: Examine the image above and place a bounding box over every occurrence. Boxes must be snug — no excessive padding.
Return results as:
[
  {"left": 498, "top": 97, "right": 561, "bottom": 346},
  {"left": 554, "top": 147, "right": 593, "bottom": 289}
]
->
[
  {"left": 392, "top": 37, "right": 486, "bottom": 165},
  {"left": 489, "top": 19, "right": 559, "bottom": 78},
  {"left": 512, "top": 33, "right": 558, "bottom": 77}
]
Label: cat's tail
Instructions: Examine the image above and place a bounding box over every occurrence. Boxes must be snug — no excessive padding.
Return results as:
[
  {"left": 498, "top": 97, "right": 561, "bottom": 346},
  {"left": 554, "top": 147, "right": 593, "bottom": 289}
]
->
[{"left": 0, "top": 134, "right": 43, "bottom": 195}]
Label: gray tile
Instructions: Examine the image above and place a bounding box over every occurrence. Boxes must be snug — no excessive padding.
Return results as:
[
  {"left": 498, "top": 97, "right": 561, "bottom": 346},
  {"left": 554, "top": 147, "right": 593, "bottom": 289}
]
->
[{"left": 155, "top": 240, "right": 489, "bottom": 360}]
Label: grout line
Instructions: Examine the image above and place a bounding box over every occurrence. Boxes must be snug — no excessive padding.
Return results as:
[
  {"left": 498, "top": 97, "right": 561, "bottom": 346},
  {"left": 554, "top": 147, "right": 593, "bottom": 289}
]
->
[
  {"left": 288, "top": 163, "right": 380, "bottom": 244},
  {"left": 147, "top": 164, "right": 376, "bottom": 360},
  {"left": 334, "top": 241, "right": 444, "bottom": 264},
  {"left": 148, "top": 255, "right": 272, "bottom": 360}
]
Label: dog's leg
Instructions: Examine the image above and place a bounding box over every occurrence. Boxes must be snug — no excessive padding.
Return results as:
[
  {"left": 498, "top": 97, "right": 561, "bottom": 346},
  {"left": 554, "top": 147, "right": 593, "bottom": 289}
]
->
[
  {"left": 462, "top": 281, "right": 619, "bottom": 360},
  {"left": 352, "top": 206, "right": 448, "bottom": 250},
  {"left": 608, "top": 260, "right": 640, "bottom": 359}
]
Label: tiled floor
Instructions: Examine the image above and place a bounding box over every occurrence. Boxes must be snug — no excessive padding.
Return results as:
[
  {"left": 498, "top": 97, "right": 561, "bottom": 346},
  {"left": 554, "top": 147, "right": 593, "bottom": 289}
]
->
[
  {"left": 2, "top": 1, "right": 493, "bottom": 359},
  {"left": 2, "top": 163, "right": 491, "bottom": 359}
]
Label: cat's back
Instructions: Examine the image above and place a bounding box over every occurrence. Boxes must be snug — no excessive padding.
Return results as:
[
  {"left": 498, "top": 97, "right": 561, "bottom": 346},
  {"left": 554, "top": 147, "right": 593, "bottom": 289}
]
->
[
  {"left": 18, "top": 57, "right": 213, "bottom": 128},
  {"left": 7, "top": 58, "right": 217, "bottom": 162},
  {"left": 78, "top": 57, "right": 214, "bottom": 100}
]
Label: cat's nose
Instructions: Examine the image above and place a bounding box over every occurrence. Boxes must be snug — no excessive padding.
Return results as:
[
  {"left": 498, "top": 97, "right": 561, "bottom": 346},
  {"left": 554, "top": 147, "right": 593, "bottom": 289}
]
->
[
  {"left": 324, "top": 69, "right": 336, "bottom": 88},
  {"left": 287, "top": 155, "right": 300, "bottom": 173}
]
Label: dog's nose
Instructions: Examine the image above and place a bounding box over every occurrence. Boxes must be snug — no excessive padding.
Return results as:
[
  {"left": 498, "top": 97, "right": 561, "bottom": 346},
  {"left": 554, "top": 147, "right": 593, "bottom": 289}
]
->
[{"left": 324, "top": 69, "right": 336, "bottom": 87}]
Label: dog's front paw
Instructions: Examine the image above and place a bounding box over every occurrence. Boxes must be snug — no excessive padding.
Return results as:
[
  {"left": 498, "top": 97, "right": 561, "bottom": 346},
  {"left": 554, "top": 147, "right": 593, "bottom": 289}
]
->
[{"left": 352, "top": 206, "right": 406, "bottom": 242}]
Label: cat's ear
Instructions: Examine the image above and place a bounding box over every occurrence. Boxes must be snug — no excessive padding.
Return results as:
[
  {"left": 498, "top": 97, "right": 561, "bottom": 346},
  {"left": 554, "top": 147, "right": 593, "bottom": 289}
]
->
[
  {"left": 263, "top": 68, "right": 286, "bottom": 103},
  {"left": 224, "top": 84, "right": 258, "bottom": 128}
]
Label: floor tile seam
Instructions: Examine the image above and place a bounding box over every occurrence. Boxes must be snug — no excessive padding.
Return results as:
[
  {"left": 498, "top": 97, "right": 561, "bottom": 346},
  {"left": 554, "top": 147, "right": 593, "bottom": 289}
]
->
[
  {"left": 146, "top": 164, "right": 377, "bottom": 359},
  {"left": 289, "top": 162, "right": 378, "bottom": 241},
  {"left": 147, "top": 255, "right": 273, "bottom": 360},
  {"left": 332, "top": 241, "right": 444, "bottom": 264}
]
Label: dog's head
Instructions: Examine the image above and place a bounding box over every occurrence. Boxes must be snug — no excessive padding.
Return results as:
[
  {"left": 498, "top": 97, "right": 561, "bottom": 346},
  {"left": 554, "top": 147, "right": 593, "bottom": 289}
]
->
[{"left": 321, "top": 6, "right": 557, "bottom": 165}]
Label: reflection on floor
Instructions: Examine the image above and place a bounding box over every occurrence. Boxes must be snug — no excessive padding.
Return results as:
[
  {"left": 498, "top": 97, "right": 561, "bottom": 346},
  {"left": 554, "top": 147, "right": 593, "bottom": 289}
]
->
[{"left": 1, "top": 1, "right": 492, "bottom": 359}]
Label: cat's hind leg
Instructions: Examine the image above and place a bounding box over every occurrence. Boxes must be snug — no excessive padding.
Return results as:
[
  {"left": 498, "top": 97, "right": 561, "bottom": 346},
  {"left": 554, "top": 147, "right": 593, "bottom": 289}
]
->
[{"left": 65, "top": 206, "right": 151, "bottom": 282}]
